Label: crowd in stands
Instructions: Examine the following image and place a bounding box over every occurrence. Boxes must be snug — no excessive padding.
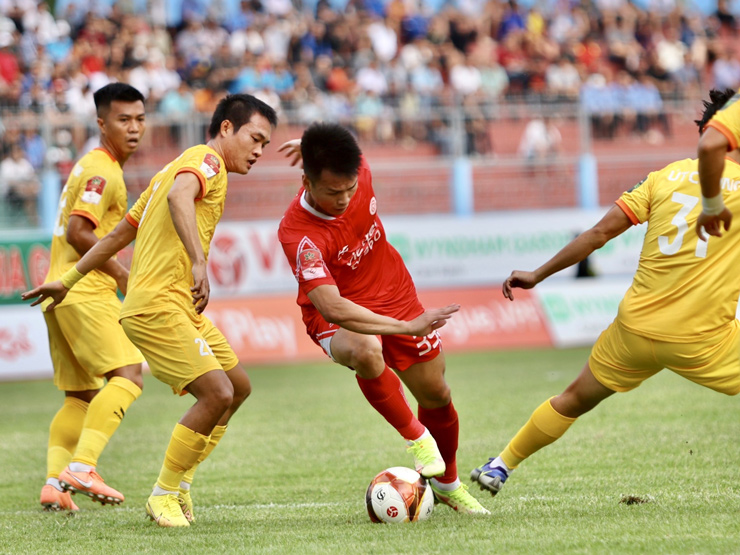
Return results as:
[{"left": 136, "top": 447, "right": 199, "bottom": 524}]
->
[{"left": 1, "top": 0, "right": 740, "bottom": 218}]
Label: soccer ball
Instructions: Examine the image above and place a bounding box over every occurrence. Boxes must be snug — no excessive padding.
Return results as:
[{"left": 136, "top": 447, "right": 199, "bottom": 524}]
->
[{"left": 365, "top": 466, "right": 434, "bottom": 523}]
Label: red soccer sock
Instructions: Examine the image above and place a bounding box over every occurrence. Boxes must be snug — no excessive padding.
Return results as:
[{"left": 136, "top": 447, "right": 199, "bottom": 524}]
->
[
  {"left": 418, "top": 402, "right": 459, "bottom": 483},
  {"left": 356, "top": 366, "right": 426, "bottom": 441}
]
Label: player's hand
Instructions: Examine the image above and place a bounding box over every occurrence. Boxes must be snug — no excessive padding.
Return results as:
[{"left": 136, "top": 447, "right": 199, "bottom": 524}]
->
[
  {"left": 502, "top": 270, "right": 538, "bottom": 301},
  {"left": 277, "top": 139, "right": 302, "bottom": 167},
  {"left": 406, "top": 304, "right": 460, "bottom": 336},
  {"left": 696, "top": 208, "right": 732, "bottom": 241},
  {"left": 21, "top": 280, "right": 69, "bottom": 310},
  {"left": 115, "top": 268, "right": 129, "bottom": 296},
  {"left": 191, "top": 262, "right": 210, "bottom": 314}
]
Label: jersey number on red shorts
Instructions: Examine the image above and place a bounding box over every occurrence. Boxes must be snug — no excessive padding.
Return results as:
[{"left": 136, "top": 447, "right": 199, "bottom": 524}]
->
[{"left": 416, "top": 331, "right": 441, "bottom": 356}]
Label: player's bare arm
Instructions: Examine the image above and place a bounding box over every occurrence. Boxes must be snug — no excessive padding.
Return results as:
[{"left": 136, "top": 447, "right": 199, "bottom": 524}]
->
[
  {"left": 307, "top": 284, "right": 460, "bottom": 336},
  {"left": 503, "top": 205, "right": 632, "bottom": 301},
  {"left": 278, "top": 139, "right": 302, "bottom": 167},
  {"left": 167, "top": 171, "right": 210, "bottom": 314},
  {"left": 67, "top": 214, "right": 131, "bottom": 294},
  {"left": 22, "top": 217, "right": 137, "bottom": 308},
  {"left": 697, "top": 126, "right": 732, "bottom": 239}
]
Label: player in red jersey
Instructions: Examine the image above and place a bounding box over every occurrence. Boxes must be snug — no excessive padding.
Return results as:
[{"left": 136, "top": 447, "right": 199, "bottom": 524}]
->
[{"left": 277, "top": 123, "right": 488, "bottom": 514}]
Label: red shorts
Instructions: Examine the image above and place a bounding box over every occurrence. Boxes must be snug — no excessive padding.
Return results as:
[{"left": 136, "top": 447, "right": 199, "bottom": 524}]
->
[{"left": 306, "top": 314, "right": 443, "bottom": 372}]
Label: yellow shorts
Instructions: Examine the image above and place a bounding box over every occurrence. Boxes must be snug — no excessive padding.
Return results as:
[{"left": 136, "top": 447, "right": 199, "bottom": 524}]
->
[
  {"left": 120, "top": 309, "right": 239, "bottom": 395},
  {"left": 44, "top": 299, "right": 145, "bottom": 392},
  {"left": 589, "top": 318, "right": 740, "bottom": 395}
]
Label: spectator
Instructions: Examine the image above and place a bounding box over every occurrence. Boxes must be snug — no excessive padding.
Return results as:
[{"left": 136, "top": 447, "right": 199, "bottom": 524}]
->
[
  {"left": 713, "top": 46, "right": 740, "bottom": 91},
  {"left": 518, "top": 116, "right": 562, "bottom": 162},
  {"left": 21, "top": 127, "right": 46, "bottom": 171},
  {"left": 0, "top": 142, "right": 39, "bottom": 225}
]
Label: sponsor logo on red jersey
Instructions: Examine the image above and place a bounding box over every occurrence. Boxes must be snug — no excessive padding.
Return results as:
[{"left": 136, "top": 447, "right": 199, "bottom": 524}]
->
[
  {"left": 201, "top": 153, "right": 221, "bottom": 179},
  {"left": 81, "top": 176, "right": 106, "bottom": 204},
  {"left": 339, "top": 222, "right": 382, "bottom": 270}
]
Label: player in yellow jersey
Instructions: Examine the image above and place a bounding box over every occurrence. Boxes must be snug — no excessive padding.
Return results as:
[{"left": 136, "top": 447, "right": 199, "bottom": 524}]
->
[
  {"left": 470, "top": 89, "right": 740, "bottom": 497},
  {"left": 24, "top": 93, "right": 278, "bottom": 527},
  {"left": 696, "top": 89, "right": 740, "bottom": 237},
  {"left": 37, "top": 83, "right": 146, "bottom": 512}
]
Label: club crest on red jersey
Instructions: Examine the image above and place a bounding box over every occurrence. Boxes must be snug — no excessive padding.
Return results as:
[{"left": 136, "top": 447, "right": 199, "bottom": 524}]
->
[
  {"left": 370, "top": 196, "right": 377, "bottom": 215},
  {"left": 201, "top": 153, "right": 221, "bottom": 179},
  {"left": 81, "top": 176, "right": 107, "bottom": 204},
  {"left": 296, "top": 238, "right": 327, "bottom": 281}
]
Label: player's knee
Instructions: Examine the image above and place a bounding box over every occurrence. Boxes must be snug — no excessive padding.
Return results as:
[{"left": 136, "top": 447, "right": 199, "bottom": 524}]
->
[
  {"left": 209, "top": 381, "right": 235, "bottom": 412},
  {"left": 232, "top": 380, "right": 251, "bottom": 406},
  {"left": 348, "top": 341, "right": 384, "bottom": 372},
  {"left": 417, "top": 382, "right": 451, "bottom": 407}
]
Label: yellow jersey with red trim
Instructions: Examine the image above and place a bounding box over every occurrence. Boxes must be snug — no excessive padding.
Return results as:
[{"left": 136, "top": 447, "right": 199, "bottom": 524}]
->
[
  {"left": 120, "top": 144, "right": 227, "bottom": 320},
  {"left": 615, "top": 156, "right": 740, "bottom": 341},
  {"left": 44, "top": 147, "right": 128, "bottom": 308},
  {"left": 706, "top": 92, "right": 740, "bottom": 150}
]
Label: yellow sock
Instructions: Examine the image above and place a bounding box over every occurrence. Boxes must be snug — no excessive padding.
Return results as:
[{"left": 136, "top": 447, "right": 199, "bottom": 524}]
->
[
  {"left": 156, "top": 423, "right": 209, "bottom": 492},
  {"left": 501, "top": 397, "right": 576, "bottom": 468},
  {"left": 47, "top": 397, "right": 88, "bottom": 479},
  {"left": 73, "top": 377, "right": 142, "bottom": 467},
  {"left": 182, "top": 425, "right": 227, "bottom": 487}
]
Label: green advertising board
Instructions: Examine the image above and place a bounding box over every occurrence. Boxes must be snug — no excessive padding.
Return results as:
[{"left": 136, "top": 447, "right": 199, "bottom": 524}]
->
[{"left": 0, "top": 232, "right": 51, "bottom": 305}]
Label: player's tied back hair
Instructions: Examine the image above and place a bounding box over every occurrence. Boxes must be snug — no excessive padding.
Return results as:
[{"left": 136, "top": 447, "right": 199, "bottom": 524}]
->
[
  {"left": 301, "top": 122, "right": 362, "bottom": 183},
  {"left": 696, "top": 88, "right": 737, "bottom": 134},
  {"left": 209, "top": 94, "right": 278, "bottom": 139},
  {"left": 93, "top": 83, "right": 146, "bottom": 117}
]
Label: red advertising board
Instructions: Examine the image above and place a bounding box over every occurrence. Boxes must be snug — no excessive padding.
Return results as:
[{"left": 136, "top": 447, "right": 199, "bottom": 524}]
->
[{"left": 206, "top": 286, "right": 551, "bottom": 366}]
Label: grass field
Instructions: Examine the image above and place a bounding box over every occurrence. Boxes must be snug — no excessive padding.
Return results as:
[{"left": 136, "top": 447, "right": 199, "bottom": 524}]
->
[{"left": 1, "top": 347, "right": 739, "bottom": 554}]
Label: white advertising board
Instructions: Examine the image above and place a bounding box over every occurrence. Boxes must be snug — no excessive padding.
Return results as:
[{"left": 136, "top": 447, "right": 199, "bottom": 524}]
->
[
  {"left": 533, "top": 278, "right": 632, "bottom": 347},
  {"left": 0, "top": 305, "right": 52, "bottom": 380},
  {"left": 383, "top": 210, "right": 645, "bottom": 287},
  {"left": 207, "top": 209, "right": 646, "bottom": 298}
]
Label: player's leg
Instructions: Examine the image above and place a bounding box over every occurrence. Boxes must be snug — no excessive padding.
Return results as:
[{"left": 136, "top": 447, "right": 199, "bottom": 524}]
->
[
  {"left": 42, "top": 391, "right": 93, "bottom": 512},
  {"left": 472, "top": 362, "right": 614, "bottom": 496},
  {"left": 330, "top": 328, "right": 429, "bottom": 438},
  {"left": 146, "top": 369, "right": 233, "bottom": 527},
  {"left": 660, "top": 319, "right": 740, "bottom": 396},
  {"left": 178, "top": 321, "right": 249, "bottom": 522},
  {"left": 121, "top": 311, "right": 236, "bottom": 527},
  {"left": 472, "top": 320, "right": 658, "bottom": 497},
  {"left": 40, "top": 310, "right": 96, "bottom": 512},
  {"left": 54, "top": 300, "right": 144, "bottom": 505},
  {"left": 328, "top": 328, "right": 447, "bottom": 473},
  {"left": 391, "top": 340, "right": 488, "bottom": 514}
]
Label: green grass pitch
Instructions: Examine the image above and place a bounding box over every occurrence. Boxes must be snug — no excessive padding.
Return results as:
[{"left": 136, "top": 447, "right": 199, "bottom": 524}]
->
[{"left": 1, "top": 347, "right": 739, "bottom": 554}]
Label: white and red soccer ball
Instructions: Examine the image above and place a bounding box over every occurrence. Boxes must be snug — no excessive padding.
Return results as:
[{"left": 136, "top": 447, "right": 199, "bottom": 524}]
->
[{"left": 365, "top": 467, "right": 434, "bottom": 523}]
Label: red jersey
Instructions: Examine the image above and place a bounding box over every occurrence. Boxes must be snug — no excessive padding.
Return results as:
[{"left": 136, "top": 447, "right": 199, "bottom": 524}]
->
[{"left": 278, "top": 156, "right": 422, "bottom": 326}]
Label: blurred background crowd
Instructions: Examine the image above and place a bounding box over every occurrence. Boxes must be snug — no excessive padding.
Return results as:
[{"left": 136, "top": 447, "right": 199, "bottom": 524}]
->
[{"left": 1, "top": 0, "right": 740, "bottom": 226}]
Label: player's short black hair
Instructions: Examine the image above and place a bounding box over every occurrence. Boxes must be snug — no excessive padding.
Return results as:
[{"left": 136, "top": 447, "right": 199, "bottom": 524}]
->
[
  {"left": 93, "top": 83, "right": 145, "bottom": 117},
  {"left": 696, "top": 88, "right": 737, "bottom": 135},
  {"left": 208, "top": 94, "right": 278, "bottom": 139},
  {"left": 301, "top": 122, "right": 362, "bottom": 182}
]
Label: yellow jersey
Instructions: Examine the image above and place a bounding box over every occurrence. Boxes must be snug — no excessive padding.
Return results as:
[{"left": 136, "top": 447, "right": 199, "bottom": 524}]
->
[
  {"left": 44, "top": 148, "right": 129, "bottom": 309},
  {"left": 121, "top": 144, "right": 228, "bottom": 321},
  {"left": 615, "top": 157, "right": 740, "bottom": 341},
  {"left": 706, "top": 92, "right": 740, "bottom": 150}
]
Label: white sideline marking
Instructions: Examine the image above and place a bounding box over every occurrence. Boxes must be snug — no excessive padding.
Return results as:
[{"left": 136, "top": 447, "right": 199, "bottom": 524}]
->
[{"left": 2, "top": 501, "right": 352, "bottom": 516}]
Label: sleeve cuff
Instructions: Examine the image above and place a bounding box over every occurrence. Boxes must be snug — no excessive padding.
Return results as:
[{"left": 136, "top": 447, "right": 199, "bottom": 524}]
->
[
  {"left": 707, "top": 120, "right": 738, "bottom": 151},
  {"left": 176, "top": 168, "right": 207, "bottom": 200},
  {"left": 615, "top": 199, "right": 639, "bottom": 225},
  {"left": 69, "top": 210, "right": 99, "bottom": 229},
  {"left": 125, "top": 213, "right": 139, "bottom": 228}
]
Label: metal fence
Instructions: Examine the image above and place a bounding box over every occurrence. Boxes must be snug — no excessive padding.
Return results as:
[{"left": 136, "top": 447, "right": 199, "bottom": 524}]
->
[{"left": 0, "top": 98, "right": 704, "bottom": 231}]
